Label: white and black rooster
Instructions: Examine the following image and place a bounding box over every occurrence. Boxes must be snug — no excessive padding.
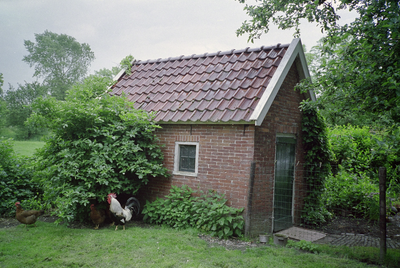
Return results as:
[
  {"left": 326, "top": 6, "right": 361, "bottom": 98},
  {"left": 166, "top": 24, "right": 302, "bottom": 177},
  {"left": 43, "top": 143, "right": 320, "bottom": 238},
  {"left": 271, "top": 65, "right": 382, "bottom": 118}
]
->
[{"left": 107, "top": 193, "right": 140, "bottom": 231}]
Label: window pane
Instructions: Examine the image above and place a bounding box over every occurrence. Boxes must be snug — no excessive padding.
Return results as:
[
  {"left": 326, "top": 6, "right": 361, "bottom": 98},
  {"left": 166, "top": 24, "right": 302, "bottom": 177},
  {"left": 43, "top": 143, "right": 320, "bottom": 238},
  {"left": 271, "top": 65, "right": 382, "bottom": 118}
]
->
[{"left": 179, "top": 145, "right": 196, "bottom": 172}]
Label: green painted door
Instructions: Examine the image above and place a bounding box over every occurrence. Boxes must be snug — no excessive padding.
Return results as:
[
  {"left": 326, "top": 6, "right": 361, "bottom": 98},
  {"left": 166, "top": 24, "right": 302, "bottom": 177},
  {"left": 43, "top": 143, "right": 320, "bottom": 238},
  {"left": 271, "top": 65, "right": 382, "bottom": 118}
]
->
[{"left": 273, "top": 137, "right": 296, "bottom": 232}]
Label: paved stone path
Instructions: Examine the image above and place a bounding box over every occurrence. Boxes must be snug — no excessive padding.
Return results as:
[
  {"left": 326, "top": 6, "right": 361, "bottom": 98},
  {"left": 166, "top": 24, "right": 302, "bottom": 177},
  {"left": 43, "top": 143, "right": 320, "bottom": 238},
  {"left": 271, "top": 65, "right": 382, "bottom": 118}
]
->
[
  {"left": 315, "top": 233, "right": 400, "bottom": 249},
  {"left": 276, "top": 227, "right": 400, "bottom": 249}
]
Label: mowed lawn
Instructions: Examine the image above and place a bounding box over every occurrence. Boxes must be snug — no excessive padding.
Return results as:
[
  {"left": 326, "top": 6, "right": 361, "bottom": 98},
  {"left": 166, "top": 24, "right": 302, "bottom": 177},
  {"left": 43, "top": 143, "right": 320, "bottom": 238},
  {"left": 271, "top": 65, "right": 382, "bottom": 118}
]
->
[
  {"left": 0, "top": 220, "right": 381, "bottom": 268},
  {"left": 12, "top": 141, "right": 45, "bottom": 157}
]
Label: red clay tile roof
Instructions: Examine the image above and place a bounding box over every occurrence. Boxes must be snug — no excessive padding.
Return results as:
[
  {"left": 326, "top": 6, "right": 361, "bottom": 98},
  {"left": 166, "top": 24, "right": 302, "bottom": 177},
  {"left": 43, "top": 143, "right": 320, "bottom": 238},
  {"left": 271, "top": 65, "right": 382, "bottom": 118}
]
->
[{"left": 110, "top": 43, "right": 292, "bottom": 124}]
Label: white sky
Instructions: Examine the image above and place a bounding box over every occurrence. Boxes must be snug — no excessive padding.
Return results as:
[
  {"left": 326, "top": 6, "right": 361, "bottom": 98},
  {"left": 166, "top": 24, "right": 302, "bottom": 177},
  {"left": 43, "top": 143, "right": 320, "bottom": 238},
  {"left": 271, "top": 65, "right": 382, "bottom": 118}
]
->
[{"left": 0, "top": 0, "right": 357, "bottom": 89}]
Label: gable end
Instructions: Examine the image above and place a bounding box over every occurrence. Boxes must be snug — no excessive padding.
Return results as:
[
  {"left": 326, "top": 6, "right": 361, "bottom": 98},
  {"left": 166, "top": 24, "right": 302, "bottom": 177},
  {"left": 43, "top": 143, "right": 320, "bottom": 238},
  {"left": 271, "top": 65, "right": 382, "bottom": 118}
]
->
[{"left": 250, "top": 38, "right": 316, "bottom": 126}]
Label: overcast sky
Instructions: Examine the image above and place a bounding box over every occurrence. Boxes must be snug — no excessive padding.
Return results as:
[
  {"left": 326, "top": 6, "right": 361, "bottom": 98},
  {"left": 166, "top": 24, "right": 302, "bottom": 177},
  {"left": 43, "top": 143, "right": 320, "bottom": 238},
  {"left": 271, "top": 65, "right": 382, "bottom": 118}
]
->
[{"left": 0, "top": 0, "right": 356, "bottom": 89}]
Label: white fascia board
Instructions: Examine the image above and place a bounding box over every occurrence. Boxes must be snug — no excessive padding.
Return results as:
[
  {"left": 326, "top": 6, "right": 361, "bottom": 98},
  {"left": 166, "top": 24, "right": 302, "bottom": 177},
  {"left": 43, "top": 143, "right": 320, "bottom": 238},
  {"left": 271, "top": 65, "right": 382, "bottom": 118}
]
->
[
  {"left": 113, "top": 68, "right": 126, "bottom": 82},
  {"left": 107, "top": 68, "right": 126, "bottom": 92},
  {"left": 250, "top": 38, "right": 316, "bottom": 126},
  {"left": 108, "top": 59, "right": 137, "bottom": 91}
]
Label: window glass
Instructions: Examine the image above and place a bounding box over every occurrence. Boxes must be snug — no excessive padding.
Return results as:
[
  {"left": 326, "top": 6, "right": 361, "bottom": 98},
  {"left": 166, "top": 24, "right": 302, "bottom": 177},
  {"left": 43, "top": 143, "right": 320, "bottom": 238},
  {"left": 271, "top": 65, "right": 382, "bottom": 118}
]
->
[{"left": 179, "top": 145, "right": 196, "bottom": 172}]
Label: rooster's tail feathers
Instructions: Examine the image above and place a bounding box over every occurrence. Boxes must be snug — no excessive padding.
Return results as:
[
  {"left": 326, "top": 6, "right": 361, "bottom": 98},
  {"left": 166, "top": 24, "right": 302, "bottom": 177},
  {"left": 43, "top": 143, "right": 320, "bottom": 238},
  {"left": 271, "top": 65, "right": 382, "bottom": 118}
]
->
[{"left": 125, "top": 197, "right": 140, "bottom": 216}]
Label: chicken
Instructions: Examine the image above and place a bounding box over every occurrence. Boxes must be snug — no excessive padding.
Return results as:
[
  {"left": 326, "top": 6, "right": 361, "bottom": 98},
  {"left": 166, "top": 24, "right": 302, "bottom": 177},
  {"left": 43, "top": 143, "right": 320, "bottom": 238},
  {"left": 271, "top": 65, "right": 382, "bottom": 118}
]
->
[
  {"left": 90, "top": 204, "right": 106, "bottom": 229},
  {"left": 107, "top": 193, "right": 140, "bottom": 231},
  {"left": 15, "top": 202, "right": 44, "bottom": 229}
]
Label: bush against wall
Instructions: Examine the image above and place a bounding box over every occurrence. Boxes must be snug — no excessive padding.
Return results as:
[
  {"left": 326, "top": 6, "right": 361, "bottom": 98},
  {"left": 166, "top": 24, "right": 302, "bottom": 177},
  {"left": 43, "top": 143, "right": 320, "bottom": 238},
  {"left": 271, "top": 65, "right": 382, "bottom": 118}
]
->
[
  {"left": 28, "top": 75, "right": 169, "bottom": 223},
  {"left": 300, "top": 100, "right": 332, "bottom": 225},
  {"left": 142, "top": 185, "right": 245, "bottom": 239},
  {"left": 0, "top": 138, "right": 43, "bottom": 216}
]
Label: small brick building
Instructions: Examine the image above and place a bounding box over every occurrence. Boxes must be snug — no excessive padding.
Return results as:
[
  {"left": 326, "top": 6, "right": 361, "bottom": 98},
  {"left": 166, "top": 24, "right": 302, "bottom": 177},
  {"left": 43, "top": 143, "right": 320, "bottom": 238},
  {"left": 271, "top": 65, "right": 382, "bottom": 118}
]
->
[{"left": 110, "top": 38, "right": 316, "bottom": 236}]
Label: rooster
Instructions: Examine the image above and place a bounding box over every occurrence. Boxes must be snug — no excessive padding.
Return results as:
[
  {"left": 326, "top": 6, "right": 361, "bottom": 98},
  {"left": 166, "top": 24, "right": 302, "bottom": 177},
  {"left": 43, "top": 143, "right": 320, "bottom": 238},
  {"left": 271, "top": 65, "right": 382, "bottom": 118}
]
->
[
  {"left": 90, "top": 204, "right": 106, "bottom": 229},
  {"left": 15, "top": 202, "right": 44, "bottom": 229},
  {"left": 107, "top": 193, "right": 140, "bottom": 231}
]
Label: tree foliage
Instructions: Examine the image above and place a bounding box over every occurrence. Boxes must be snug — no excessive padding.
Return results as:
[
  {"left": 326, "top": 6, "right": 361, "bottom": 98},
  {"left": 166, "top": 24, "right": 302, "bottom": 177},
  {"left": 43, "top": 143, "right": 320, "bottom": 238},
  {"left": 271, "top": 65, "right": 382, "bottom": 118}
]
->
[
  {"left": 321, "top": 125, "right": 400, "bottom": 220},
  {"left": 328, "top": 125, "right": 400, "bottom": 191},
  {"left": 23, "top": 30, "right": 95, "bottom": 100},
  {"left": 237, "top": 0, "right": 400, "bottom": 126},
  {"left": 3, "top": 82, "right": 48, "bottom": 139},
  {"left": 237, "top": 0, "right": 345, "bottom": 41},
  {"left": 0, "top": 73, "right": 3, "bottom": 94},
  {"left": 28, "top": 75, "right": 169, "bottom": 223},
  {"left": 0, "top": 73, "right": 6, "bottom": 129}
]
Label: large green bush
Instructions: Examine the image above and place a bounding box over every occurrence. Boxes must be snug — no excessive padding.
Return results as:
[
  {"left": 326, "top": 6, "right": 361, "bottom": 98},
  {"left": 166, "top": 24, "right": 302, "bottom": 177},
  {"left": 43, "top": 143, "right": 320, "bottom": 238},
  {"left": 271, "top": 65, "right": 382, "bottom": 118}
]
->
[
  {"left": 0, "top": 138, "right": 43, "bottom": 216},
  {"left": 322, "top": 167, "right": 380, "bottom": 220},
  {"left": 329, "top": 125, "right": 375, "bottom": 173},
  {"left": 324, "top": 125, "right": 400, "bottom": 219},
  {"left": 28, "top": 75, "right": 169, "bottom": 223},
  {"left": 142, "top": 185, "right": 245, "bottom": 239},
  {"left": 328, "top": 125, "right": 400, "bottom": 193}
]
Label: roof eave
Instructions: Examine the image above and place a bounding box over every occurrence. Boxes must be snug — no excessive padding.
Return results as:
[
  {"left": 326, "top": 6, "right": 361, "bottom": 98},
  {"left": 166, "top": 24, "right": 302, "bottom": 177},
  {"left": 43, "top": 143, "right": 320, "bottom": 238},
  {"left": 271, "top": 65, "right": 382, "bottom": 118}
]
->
[
  {"left": 156, "top": 120, "right": 255, "bottom": 125},
  {"left": 249, "top": 38, "right": 316, "bottom": 126}
]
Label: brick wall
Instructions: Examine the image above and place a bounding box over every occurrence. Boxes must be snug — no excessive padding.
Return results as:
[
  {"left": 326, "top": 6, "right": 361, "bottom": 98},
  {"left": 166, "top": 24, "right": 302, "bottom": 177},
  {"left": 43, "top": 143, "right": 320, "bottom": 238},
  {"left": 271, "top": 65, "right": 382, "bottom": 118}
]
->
[{"left": 136, "top": 124, "right": 255, "bottom": 210}]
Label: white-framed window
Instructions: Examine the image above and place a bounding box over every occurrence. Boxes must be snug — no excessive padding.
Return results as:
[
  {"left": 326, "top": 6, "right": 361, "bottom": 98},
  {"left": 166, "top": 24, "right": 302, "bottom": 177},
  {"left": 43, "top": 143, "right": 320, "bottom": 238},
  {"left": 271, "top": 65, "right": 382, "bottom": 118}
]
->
[{"left": 174, "top": 141, "right": 199, "bottom": 176}]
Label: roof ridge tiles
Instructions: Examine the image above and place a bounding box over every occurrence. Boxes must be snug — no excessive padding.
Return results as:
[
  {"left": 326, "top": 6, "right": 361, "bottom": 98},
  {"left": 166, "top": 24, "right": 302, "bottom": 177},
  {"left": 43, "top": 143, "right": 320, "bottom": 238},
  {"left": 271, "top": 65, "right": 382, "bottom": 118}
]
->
[{"left": 133, "top": 43, "right": 290, "bottom": 65}]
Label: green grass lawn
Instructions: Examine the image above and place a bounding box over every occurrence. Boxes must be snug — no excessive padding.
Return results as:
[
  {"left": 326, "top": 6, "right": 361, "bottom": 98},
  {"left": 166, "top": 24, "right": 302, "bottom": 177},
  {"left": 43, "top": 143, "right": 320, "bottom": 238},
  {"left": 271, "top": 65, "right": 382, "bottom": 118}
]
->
[
  {"left": 12, "top": 141, "right": 45, "bottom": 157},
  {"left": 0, "top": 220, "right": 390, "bottom": 268}
]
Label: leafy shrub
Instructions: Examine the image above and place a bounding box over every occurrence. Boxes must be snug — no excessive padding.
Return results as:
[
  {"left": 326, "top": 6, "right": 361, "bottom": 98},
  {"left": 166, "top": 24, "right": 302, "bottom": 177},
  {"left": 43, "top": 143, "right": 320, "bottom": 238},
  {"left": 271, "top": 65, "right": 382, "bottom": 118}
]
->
[
  {"left": 329, "top": 126, "right": 400, "bottom": 182},
  {"left": 28, "top": 75, "right": 169, "bottom": 223},
  {"left": 0, "top": 138, "right": 43, "bottom": 216},
  {"left": 328, "top": 125, "right": 375, "bottom": 173},
  {"left": 142, "top": 185, "right": 245, "bottom": 239},
  {"left": 371, "top": 128, "right": 400, "bottom": 194},
  {"left": 328, "top": 125, "right": 400, "bottom": 197},
  {"left": 322, "top": 167, "right": 380, "bottom": 220}
]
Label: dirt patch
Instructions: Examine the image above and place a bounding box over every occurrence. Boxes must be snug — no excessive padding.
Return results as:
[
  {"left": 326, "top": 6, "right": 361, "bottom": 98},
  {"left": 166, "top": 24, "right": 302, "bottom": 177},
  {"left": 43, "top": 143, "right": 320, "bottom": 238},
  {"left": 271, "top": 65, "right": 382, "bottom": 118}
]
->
[{"left": 0, "top": 215, "right": 59, "bottom": 229}]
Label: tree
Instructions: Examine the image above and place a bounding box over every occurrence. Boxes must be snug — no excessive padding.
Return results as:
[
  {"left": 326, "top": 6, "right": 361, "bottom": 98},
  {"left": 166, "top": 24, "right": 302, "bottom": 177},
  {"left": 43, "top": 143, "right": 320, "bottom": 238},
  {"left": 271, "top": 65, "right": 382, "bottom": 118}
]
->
[
  {"left": 23, "top": 30, "right": 95, "bottom": 100},
  {"left": 304, "top": 39, "right": 393, "bottom": 127},
  {"left": 0, "top": 73, "right": 6, "bottom": 129},
  {"left": 4, "top": 82, "right": 48, "bottom": 139},
  {"left": 28, "top": 72, "right": 169, "bottom": 223},
  {"left": 0, "top": 73, "right": 3, "bottom": 95},
  {"left": 237, "top": 0, "right": 400, "bottom": 126}
]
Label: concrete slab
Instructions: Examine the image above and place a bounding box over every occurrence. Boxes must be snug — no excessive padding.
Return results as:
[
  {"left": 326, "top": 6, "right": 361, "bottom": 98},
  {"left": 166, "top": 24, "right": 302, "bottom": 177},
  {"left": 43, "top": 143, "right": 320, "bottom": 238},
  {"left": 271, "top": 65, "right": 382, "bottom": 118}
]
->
[{"left": 276, "top": 227, "right": 326, "bottom": 242}]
